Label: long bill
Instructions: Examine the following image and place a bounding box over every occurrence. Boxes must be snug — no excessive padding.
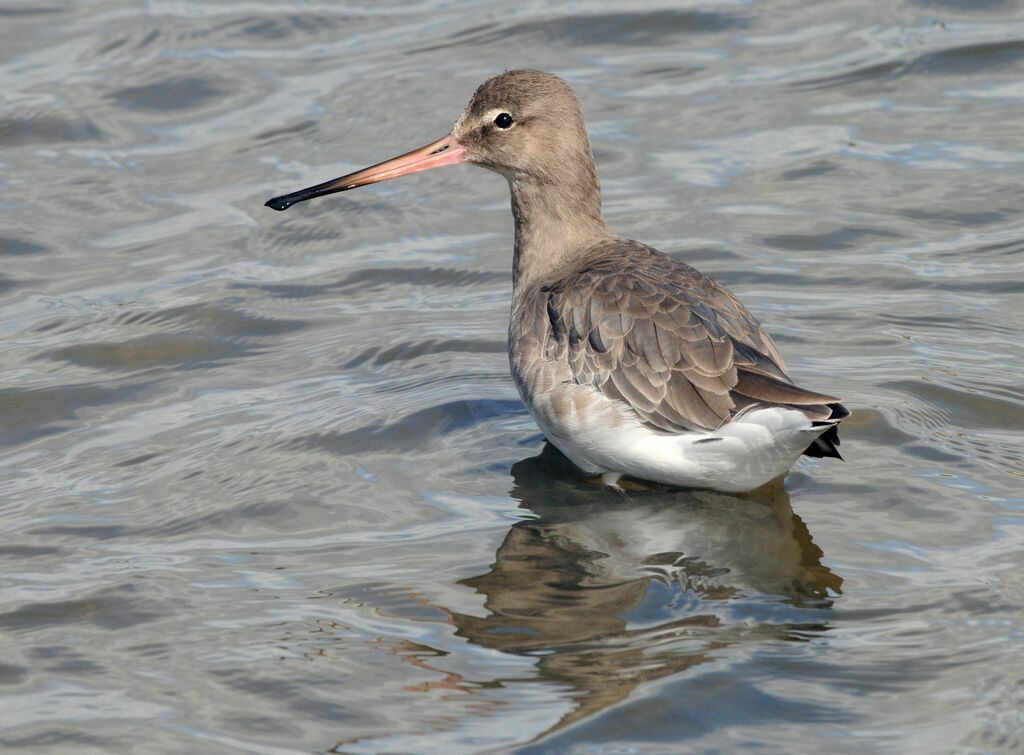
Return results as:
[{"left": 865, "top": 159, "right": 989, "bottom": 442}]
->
[{"left": 265, "top": 133, "right": 467, "bottom": 211}]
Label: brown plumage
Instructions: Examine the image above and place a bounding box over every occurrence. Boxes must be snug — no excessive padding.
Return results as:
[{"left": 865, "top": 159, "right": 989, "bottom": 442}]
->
[
  {"left": 266, "top": 69, "right": 849, "bottom": 490},
  {"left": 512, "top": 238, "right": 845, "bottom": 441}
]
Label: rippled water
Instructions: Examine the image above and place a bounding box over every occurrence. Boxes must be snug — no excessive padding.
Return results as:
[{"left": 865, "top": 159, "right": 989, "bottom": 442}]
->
[{"left": 2, "top": 1, "right": 1023, "bottom": 752}]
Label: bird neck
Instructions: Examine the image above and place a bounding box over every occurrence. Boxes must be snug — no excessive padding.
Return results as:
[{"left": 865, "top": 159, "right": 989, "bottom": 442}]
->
[{"left": 508, "top": 172, "right": 610, "bottom": 300}]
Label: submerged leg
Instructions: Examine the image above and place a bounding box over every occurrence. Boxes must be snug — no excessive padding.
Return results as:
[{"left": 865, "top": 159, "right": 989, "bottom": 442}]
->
[
  {"left": 584, "top": 471, "right": 641, "bottom": 499},
  {"left": 602, "top": 472, "right": 634, "bottom": 501}
]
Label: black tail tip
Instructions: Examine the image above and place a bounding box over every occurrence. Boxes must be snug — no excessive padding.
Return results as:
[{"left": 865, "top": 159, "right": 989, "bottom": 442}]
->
[{"left": 803, "top": 423, "right": 843, "bottom": 460}]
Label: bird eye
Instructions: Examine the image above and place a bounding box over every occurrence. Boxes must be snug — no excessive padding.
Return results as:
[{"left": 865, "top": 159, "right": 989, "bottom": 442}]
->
[{"left": 493, "top": 112, "right": 514, "bottom": 129}]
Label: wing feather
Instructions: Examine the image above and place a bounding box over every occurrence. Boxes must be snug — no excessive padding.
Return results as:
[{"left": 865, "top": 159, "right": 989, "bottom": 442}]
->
[{"left": 511, "top": 238, "right": 845, "bottom": 435}]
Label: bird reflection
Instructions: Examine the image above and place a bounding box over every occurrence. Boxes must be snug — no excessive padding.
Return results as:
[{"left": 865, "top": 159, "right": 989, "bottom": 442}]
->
[{"left": 448, "top": 442, "right": 842, "bottom": 735}]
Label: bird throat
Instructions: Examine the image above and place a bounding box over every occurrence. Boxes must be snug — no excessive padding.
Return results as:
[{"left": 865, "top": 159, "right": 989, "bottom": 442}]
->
[{"left": 508, "top": 172, "right": 610, "bottom": 300}]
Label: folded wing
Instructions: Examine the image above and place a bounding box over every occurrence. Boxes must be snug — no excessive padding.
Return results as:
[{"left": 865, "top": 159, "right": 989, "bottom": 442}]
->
[{"left": 517, "top": 239, "right": 846, "bottom": 455}]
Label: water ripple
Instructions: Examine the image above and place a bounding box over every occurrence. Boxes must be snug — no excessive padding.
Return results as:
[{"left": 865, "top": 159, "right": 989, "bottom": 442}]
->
[{"left": 1, "top": 1, "right": 1023, "bottom": 752}]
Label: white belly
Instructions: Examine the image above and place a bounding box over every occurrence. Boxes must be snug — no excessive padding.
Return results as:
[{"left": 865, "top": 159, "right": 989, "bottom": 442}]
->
[{"left": 521, "top": 381, "right": 825, "bottom": 493}]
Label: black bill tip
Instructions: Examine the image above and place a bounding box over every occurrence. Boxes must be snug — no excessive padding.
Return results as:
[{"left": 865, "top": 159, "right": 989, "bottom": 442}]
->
[
  {"left": 265, "top": 193, "right": 300, "bottom": 211},
  {"left": 266, "top": 178, "right": 353, "bottom": 211}
]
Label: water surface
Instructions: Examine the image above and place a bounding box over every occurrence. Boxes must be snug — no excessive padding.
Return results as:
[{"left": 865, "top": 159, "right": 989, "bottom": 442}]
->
[{"left": 1, "top": 1, "right": 1023, "bottom": 752}]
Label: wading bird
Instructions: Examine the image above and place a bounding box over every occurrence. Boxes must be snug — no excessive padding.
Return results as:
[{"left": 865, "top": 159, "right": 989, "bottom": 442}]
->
[{"left": 266, "top": 70, "right": 848, "bottom": 493}]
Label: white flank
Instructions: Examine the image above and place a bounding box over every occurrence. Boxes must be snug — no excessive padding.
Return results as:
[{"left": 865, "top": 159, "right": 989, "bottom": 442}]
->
[{"left": 529, "top": 390, "right": 830, "bottom": 493}]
